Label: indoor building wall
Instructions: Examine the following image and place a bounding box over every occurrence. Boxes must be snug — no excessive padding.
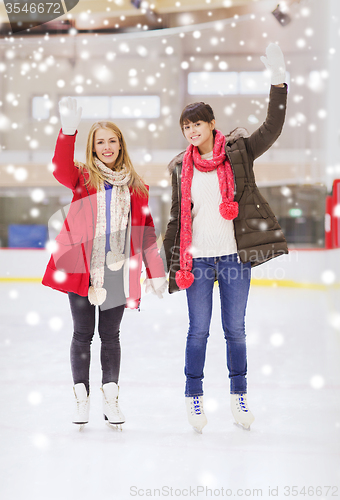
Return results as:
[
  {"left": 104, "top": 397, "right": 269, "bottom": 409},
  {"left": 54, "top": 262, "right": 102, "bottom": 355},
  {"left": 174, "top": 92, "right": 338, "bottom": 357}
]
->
[{"left": 0, "top": 0, "right": 338, "bottom": 247}]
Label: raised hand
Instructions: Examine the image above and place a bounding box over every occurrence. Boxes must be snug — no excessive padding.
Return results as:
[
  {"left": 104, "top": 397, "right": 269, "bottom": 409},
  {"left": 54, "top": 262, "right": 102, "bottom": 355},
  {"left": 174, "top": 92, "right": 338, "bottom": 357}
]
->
[
  {"left": 260, "top": 43, "right": 286, "bottom": 86},
  {"left": 59, "top": 97, "right": 82, "bottom": 136}
]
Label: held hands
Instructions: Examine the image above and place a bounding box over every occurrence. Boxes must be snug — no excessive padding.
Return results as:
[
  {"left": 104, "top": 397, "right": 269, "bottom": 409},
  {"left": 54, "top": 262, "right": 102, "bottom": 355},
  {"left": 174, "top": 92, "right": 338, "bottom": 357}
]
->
[
  {"left": 59, "top": 97, "right": 82, "bottom": 136},
  {"left": 260, "top": 43, "right": 286, "bottom": 86},
  {"left": 144, "top": 276, "right": 168, "bottom": 299}
]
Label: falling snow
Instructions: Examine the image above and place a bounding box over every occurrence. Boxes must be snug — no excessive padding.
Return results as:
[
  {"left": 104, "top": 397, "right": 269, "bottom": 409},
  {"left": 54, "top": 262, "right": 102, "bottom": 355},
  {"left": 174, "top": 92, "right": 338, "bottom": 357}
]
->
[{"left": 0, "top": 2, "right": 339, "bottom": 496}]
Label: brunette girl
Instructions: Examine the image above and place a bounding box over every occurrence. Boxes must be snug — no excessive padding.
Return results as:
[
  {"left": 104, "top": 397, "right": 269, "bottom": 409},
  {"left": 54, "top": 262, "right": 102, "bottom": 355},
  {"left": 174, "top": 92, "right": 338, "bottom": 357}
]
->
[{"left": 163, "top": 44, "right": 288, "bottom": 433}]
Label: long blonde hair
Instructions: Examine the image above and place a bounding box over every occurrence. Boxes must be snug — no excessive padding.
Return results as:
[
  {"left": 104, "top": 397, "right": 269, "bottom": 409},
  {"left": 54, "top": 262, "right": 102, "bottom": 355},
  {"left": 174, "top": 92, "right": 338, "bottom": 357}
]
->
[{"left": 77, "top": 121, "right": 148, "bottom": 197}]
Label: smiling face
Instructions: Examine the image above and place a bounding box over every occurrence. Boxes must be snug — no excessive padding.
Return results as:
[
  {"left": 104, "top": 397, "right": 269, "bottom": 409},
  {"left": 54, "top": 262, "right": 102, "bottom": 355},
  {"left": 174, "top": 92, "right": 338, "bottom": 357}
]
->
[
  {"left": 93, "top": 128, "right": 121, "bottom": 169},
  {"left": 182, "top": 119, "right": 215, "bottom": 155}
]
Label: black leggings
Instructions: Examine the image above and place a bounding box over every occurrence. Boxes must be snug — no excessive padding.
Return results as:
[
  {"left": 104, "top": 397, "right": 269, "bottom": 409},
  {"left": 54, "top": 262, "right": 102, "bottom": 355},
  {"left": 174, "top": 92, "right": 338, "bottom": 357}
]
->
[{"left": 68, "top": 268, "right": 126, "bottom": 395}]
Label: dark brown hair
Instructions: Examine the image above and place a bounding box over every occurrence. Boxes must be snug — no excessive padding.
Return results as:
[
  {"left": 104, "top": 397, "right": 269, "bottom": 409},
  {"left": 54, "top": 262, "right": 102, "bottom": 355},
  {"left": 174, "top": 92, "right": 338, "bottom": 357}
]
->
[{"left": 179, "top": 102, "right": 215, "bottom": 131}]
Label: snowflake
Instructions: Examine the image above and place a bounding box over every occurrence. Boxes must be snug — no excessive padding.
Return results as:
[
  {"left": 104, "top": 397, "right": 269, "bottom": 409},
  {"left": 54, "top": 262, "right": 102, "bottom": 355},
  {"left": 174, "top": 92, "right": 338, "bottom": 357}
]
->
[
  {"left": 49, "top": 317, "right": 63, "bottom": 331},
  {"left": 14, "top": 167, "right": 28, "bottom": 181},
  {"left": 321, "top": 270, "right": 335, "bottom": 285},
  {"left": 270, "top": 332, "right": 284, "bottom": 347},
  {"left": 30, "top": 208, "right": 40, "bottom": 218},
  {"left": 26, "top": 311, "right": 40, "bottom": 326},
  {"left": 31, "top": 433, "right": 50, "bottom": 450},
  {"left": 261, "top": 365, "right": 272, "bottom": 376},
  {"left": 27, "top": 391, "right": 42, "bottom": 405},
  {"left": 310, "top": 375, "right": 325, "bottom": 390}
]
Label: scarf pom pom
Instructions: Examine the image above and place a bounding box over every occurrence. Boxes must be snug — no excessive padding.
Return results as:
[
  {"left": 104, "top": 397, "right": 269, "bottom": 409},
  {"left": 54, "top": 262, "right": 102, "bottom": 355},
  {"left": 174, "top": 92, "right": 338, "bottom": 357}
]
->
[
  {"left": 175, "top": 269, "right": 195, "bottom": 290},
  {"left": 88, "top": 286, "right": 107, "bottom": 306},
  {"left": 106, "top": 251, "right": 125, "bottom": 271},
  {"left": 219, "top": 201, "right": 238, "bottom": 220}
]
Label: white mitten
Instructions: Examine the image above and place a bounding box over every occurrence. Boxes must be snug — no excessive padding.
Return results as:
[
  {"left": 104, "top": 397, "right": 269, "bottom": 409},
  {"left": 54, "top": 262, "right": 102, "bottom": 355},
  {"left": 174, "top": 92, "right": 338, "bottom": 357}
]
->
[
  {"left": 144, "top": 276, "right": 167, "bottom": 299},
  {"left": 260, "top": 43, "right": 286, "bottom": 85},
  {"left": 59, "top": 97, "right": 82, "bottom": 135}
]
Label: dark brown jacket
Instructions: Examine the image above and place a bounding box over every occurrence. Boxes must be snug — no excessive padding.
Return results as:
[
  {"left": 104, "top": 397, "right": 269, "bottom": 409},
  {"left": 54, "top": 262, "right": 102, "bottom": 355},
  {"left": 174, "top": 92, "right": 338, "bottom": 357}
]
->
[{"left": 163, "top": 84, "right": 289, "bottom": 294}]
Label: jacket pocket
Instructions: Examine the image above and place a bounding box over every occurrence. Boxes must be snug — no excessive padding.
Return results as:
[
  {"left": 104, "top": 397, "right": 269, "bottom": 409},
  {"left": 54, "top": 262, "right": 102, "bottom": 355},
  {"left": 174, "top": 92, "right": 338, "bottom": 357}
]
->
[
  {"left": 239, "top": 188, "right": 276, "bottom": 231},
  {"left": 54, "top": 232, "right": 86, "bottom": 273},
  {"left": 244, "top": 217, "right": 276, "bottom": 232},
  {"left": 253, "top": 192, "right": 271, "bottom": 219}
]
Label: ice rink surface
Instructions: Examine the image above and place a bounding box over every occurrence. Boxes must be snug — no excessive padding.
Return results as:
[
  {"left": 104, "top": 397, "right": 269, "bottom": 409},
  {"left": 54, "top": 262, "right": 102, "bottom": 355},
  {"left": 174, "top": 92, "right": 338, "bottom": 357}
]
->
[{"left": 0, "top": 281, "right": 339, "bottom": 500}]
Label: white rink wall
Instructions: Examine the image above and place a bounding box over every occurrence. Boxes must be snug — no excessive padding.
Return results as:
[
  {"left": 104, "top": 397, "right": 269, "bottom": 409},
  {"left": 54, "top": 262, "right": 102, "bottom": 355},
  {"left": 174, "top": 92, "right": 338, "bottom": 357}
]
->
[
  {"left": 0, "top": 249, "right": 48, "bottom": 279},
  {"left": 251, "top": 248, "right": 340, "bottom": 286},
  {"left": 0, "top": 248, "right": 339, "bottom": 287}
]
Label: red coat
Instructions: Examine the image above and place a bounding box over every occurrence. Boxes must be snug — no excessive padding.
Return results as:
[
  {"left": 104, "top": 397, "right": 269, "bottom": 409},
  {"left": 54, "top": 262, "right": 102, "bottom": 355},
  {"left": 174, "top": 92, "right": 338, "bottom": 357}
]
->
[{"left": 42, "top": 130, "right": 165, "bottom": 309}]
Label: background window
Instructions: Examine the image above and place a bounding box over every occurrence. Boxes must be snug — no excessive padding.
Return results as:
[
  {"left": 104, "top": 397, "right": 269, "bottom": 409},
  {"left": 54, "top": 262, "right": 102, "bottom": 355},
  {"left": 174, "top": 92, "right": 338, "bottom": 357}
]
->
[
  {"left": 75, "top": 96, "right": 110, "bottom": 119},
  {"left": 260, "top": 184, "right": 326, "bottom": 248},
  {"left": 32, "top": 96, "right": 51, "bottom": 119},
  {"left": 239, "top": 71, "right": 271, "bottom": 95},
  {"left": 188, "top": 71, "right": 290, "bottom": 96},
  {"left": 240, "top": 71, "right": 290, "bottom": 94},
  {"left": 188, "top": 72, "right": 239, "bottom": 95},
  {"left": 110, "top": 96, "right": 160, "bottom": 118}
]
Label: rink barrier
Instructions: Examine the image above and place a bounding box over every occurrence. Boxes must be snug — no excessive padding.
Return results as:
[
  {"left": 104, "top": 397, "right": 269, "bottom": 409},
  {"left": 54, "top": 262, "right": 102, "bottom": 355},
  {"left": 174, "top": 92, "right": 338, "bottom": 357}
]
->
[
  {"left": 1, "top": 276, "right": 340, "bottom": 291},
  {"left": 1, "top": 248, "right": 340, "bottom": 289},
  {"left": 0, "top": 277, "right": 42, "bottom": 282},
  {"left": 249, "top": 279, "right": 340, "bottom": 290}
]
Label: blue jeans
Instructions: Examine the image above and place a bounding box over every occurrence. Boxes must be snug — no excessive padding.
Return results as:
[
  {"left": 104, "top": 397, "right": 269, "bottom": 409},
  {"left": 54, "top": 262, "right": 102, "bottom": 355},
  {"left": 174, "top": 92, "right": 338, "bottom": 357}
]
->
[{"left": 185, "top": 253, "right": 251, "bottom": 397}]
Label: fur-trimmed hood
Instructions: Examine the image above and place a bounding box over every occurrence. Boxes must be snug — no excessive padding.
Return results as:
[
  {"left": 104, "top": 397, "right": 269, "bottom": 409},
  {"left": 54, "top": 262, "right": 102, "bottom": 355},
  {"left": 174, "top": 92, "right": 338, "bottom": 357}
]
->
[{"left": 168, "top": 127, "right": 249, "bottom": 174}]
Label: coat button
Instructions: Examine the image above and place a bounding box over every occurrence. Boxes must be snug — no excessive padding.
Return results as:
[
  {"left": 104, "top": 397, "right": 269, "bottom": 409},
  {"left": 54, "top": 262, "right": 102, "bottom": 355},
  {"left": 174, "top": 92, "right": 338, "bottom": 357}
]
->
[{"left": 257, "top": 204, "right": 260, "bottom": 208}]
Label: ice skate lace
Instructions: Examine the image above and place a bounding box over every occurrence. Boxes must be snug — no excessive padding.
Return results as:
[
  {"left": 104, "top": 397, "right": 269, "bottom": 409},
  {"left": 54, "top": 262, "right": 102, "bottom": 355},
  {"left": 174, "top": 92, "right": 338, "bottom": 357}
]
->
[
  {"left": 237, "top": 394, "right": 249, "bottom": 413},
  {"left": 76, "top": 398, "right": 89, "bottom": 416},
  {"left": 106, "top": 397, "right": 121, "bottom": 415},
  {"left": 192, "top": 396, "right": 203, "bottom": 415}
]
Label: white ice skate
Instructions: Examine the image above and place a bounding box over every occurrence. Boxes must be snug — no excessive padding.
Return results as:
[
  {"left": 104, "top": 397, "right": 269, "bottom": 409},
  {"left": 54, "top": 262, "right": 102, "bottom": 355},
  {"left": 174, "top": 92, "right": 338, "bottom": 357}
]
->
[
  {"left": 185, "top": 395, "right": 207, "bottom": 434},
  {"left": 72, "top": 383, "right": 90, "bottom": 431},
  {"left": 230, "top": 393, "right": 255, "bottom": 430},
  {"left": 101, "top": 382, "right": 125, "bottom": 431}
]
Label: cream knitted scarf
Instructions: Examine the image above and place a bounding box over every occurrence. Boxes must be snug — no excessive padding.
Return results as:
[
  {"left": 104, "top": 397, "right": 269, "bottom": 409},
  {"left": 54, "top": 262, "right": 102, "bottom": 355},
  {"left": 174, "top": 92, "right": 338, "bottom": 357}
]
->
[{"left": 88, "top": 157, "right": 131, "bottom": 306}]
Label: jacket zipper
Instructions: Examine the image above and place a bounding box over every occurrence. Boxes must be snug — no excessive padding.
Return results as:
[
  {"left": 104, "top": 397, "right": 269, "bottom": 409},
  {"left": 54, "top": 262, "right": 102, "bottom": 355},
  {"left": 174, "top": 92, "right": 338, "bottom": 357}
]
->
[
  {"left": 169, "top": 164, "right": 181, "bottom": 283},
  {"left": 225, "top": 148, "right": 241, "bottom": 264},
  {"left": 82, "top": 172, "right": 95, "bottom": 239},
  {"left": 82, "top": 172, "right": 96, "bottom": 277},
  {"left": 225, "top": 146, "right": 237, "bottom": 197}
]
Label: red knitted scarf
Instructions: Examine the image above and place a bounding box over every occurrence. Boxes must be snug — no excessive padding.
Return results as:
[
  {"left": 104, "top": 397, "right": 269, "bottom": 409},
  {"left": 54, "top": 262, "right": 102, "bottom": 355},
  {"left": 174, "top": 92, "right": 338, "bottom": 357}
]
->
[{"left": 175, "top": 129, "right": 238, "bottom": 290}]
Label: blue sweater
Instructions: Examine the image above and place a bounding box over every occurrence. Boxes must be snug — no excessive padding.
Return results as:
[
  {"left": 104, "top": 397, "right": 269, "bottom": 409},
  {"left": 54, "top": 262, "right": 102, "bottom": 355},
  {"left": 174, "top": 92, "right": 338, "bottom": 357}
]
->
[{"left": 104, "top": 182, "right": 112, "bottom": 254}]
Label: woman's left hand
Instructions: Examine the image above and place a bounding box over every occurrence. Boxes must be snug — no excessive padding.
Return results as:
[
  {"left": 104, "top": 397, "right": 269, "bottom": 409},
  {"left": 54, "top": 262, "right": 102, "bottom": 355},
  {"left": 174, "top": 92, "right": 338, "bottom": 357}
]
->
[
  {"left": 59, "top": 97, "right": 82, "bottom": 135},
  {"left": 144, "top": 276, "right": 168, "bottom": 299},
  {"left": 260, "top": 43, "right": 286, "bottom": 86}
]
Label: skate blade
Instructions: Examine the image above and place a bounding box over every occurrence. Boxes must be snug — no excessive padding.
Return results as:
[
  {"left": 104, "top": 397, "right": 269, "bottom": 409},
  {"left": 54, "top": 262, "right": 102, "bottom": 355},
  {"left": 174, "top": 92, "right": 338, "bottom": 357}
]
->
[
  {"left": 104, "top": 414, "right": 124, "bottom": 430},
  {"left": 233, "top": 422, "right": 251, "bottom": 431},
  {"left": 73, "top": 423, "right": 87, "bottom": 431},
  {"left": 105, "top": 421, "right": 123, "bottom": 431}
]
